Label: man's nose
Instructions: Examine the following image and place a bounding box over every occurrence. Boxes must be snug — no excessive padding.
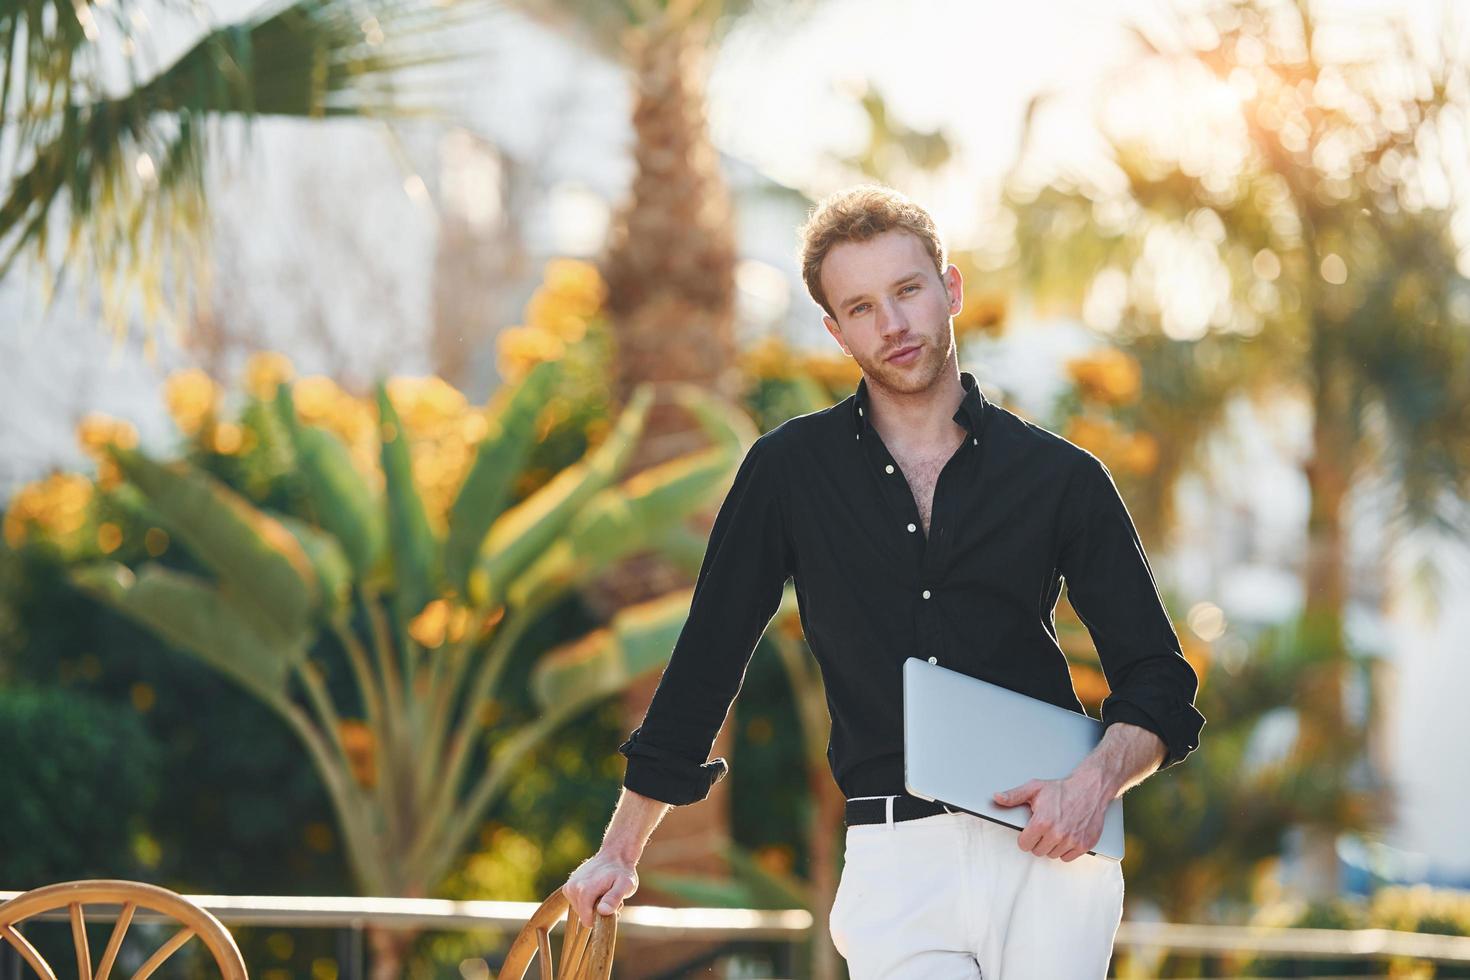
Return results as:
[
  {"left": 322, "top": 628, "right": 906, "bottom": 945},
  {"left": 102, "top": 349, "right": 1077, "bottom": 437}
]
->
[{"left": 875, "top": 298, "right": 910, "bottom": 336}]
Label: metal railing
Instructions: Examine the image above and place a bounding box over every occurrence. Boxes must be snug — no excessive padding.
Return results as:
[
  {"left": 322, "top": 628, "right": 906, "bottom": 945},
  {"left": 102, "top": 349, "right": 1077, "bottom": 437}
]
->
[{"left": 3, "top": 891, "right": 1469, "bottom": 976}]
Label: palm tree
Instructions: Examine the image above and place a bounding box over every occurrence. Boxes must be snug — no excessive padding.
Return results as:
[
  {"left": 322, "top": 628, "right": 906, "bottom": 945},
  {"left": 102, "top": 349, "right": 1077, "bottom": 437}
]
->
[
  {"left": 57, "top": 357, "right": 762, "bottom": 978},
  {"left": 1005, "top": 0, "right": 1470, "bottom": 896},
  {"left": 0, "top": 0, "right": 478, "bottom": 342},
  {"left": 505, "top": 3, "right": 821, "bottom": 971}
]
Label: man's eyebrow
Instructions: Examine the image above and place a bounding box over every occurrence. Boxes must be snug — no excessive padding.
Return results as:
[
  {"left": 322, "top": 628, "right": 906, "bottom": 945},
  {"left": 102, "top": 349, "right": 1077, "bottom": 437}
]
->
[{"left": 836, "top": 272, "right": 925, "bottom": 312}]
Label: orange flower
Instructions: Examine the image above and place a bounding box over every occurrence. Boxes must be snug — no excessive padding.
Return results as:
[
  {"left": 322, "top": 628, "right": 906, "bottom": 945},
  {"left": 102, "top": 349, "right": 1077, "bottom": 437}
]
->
[
  {"left": 76, "top": 412, "right": 139, "bottom": 458},
  {"left": 1069, "top": 664, "right": 1111, "bottom": 706},
  {"left": 739, "top": 335, "right": 795, "bottom": 381},
  {"left": 211, "top": 422, "right": 247, "bottom": 456},
  {"left": 1064, "top": 415, "right": 1121, "bottom": 460},
  {"left": 338, "top": 720, "right": 377, "bottom": 788},
  {"left": 164, "top": 368, "right": 220, "bottom": 436},
  {"left": 3, "top": 473, "right": 94, "bottom": 548},
  {"left": 954, "top": 291, "right": 1008, "bottom": 340},
  {"left": 496, "top": 325, "right": 565, "bottom": 383},
  {"left": 1119, "top": 431, "right": 1159, "bottom": 476},
  {"left": 408, "top": 599, "right": 450, "bottom": 649},
  {"left": 1065, "top": 348, "right": 1141, "bottom": 406},
  {"left": 97, "top": 522, "right": 124, "bottom": 553},
  {"left": 244, "top": 351, "right": 295, "bottom": 401},
  {"left": 541, "top": 258, "right": 607, "bottom": 318}
]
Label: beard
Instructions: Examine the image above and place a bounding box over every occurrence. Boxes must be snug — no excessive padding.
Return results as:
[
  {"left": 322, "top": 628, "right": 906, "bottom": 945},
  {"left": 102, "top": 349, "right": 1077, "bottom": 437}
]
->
[{"left": 856, "top": 325, "right": 955, "bottom": 397}]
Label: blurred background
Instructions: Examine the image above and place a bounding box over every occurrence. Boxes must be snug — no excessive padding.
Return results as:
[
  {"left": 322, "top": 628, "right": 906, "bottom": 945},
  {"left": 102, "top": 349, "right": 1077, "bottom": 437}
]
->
[{"left": 3, "top": 0, "right": 1470, "bottom": 976}]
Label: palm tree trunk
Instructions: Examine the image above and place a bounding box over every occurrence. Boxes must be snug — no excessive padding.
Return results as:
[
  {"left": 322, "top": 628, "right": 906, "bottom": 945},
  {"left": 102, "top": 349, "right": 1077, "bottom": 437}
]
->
[
  {"left": 579, "top": 9, "right": 742, "bottom": 976},
  {"left": 367, "top": 925, "right": 418, "bottom": 980},
  {"left": 1296, "top": 359, "right": 1352, "bottom": 898}
]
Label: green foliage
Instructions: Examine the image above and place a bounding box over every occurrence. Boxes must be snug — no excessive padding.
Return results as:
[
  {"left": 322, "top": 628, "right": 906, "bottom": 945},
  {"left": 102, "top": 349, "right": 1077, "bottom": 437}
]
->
[
  {"left": 377, "top": 383, "right": 442, "bottom": 627},
  {"left": 275, "top": 384, "right": 387, "bottom": 580},
  {"left": 25, "top": 351, "right": 758, "bottom": 916},
  {"left": 1238, "top": 889, "right": 1470, "bottom": 977},
  {"left": 1007, "top": 0, "right": 1470, "bottom": 572},
  {"left": 1116, "top": 608, "right": 1386, "bottom": 921},
  {"left": 0, "top": 542, "right": 351, "bottom": 896},
  {"left": 0, "top": 685, "right": 160, "bottom": 886},
  {"left": 0, "top": 0, "right": 483, "bottom": 342},
  {"left": 444, "top": 360, "right": 560, "bottom": 592}
]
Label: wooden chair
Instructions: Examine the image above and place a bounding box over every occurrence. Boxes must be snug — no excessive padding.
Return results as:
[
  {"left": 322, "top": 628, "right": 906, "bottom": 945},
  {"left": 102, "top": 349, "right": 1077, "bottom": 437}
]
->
[
  {"left": 0, "top": 879, "right": 248, "bottom": 980},
  {"left": 495, "top": 887, "right": 617, "bottom": 979}
]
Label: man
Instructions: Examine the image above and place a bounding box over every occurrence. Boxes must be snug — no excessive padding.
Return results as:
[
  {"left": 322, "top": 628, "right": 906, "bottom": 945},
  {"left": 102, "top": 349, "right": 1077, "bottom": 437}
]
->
[{"left": 562, "top": 184, "right": 1205, "bottom": 977}]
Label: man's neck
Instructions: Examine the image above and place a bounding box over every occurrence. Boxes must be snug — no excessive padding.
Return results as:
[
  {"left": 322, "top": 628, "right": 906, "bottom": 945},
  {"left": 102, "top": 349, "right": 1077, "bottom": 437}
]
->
[{"left": 865, "top": 367, "right": 967, "bottom": 456}]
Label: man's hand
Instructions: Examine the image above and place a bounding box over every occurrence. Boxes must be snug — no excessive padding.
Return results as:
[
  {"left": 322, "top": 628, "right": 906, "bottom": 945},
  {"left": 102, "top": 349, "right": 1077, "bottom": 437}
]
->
[
  {"left": 561, "top": 849, "right": 639, "bottom": 927},
  {"left": 992, "top": 773, "right": 1112, "bottom": 862}
]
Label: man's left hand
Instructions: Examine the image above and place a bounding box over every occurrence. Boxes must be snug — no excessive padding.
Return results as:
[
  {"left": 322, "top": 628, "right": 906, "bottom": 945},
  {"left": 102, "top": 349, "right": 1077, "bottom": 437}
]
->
[{"left": 992, "top": 775, "right": 1111, "bottom": 862}]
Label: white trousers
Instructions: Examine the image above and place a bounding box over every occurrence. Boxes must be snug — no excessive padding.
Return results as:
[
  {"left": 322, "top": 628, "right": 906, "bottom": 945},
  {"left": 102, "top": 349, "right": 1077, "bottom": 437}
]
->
[{"left": 829, "top": 803, "right": 1125, "bottom": 979}]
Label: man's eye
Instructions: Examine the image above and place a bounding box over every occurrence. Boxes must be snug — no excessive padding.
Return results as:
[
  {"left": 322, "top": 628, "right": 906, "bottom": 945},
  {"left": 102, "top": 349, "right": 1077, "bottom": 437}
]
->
[
  {"left": 851, "top": 303, "right": 870, "bottom": 314},
  {"left": 901, "top": 284, "right": 920, "bottom": 294}
]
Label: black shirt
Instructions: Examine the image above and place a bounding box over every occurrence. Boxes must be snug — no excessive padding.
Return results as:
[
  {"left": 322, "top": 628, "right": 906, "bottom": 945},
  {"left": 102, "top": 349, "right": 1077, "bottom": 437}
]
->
[{"left": 618, "top": 370, "right": 1205, "bottom": 805}]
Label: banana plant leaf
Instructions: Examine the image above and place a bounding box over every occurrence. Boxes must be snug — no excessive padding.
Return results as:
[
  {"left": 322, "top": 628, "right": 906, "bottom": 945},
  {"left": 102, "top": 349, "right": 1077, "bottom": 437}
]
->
[
  {"left": 645, "top": 521, "right": 712, "bottom": 579},
  {"left": 70, "top": 561, "right": 303, "bottom": 701},
  {"left": 376, "top": 382, "right": 441, "bottom": 624},
  {"left": 640, "top": 838, "right": 814, "bottom": 911},
  {"left": 275, "top": 385, "right": 387, "bottom": 580},
  {"left": 788, "top": 375, "right": 834, "bottom": 415},
  {"left": 274, "top": 513, "right": 354, "bottom": 615},
  {"left": 107, "top": 446, "right": 316, "bottom": 645},
  {"left": 444, "top": 359, "right": 562, "bottom": 592},
  {"left": 506, "top": 442, "right": 739, "bottom": 617},
  {"left": 527, "top": 589, "right": 692, "bottom": 714},
  {"left": 634, "top": 873, "right": 766, "bottom": 910},
  {"left": 470, "top": 384, "right": 655, "bottom": 607}
]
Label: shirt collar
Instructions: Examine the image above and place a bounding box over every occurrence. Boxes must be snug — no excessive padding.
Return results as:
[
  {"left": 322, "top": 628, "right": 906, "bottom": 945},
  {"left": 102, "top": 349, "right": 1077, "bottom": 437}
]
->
[{"left": 851, "top": 369, "right": 989, "bottom": 441}]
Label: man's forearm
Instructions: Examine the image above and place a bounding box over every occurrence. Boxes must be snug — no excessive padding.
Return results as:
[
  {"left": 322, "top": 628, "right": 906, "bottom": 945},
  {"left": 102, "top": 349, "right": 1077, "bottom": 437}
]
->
[
  {"left": 1071, "top": 720, "right": 1166, "bottom": 799},
  {"left": 601, "top": 787, "right": 673, "bottom": 864}
]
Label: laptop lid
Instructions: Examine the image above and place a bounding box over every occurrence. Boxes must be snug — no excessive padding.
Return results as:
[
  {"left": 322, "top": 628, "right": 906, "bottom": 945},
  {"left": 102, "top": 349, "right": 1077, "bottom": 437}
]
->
[{"left": 902, "top": 656, "right": 1126, "bottom": 861}]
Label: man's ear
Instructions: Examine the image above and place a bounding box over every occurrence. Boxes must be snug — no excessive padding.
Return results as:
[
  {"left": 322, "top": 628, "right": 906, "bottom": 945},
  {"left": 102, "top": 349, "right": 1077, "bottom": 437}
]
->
[
  {"left": 822, "top": 314, "right": 851, "bottom": 356},
  {"left": 945, "top": 263, "right": 963, "bottom": 316}
]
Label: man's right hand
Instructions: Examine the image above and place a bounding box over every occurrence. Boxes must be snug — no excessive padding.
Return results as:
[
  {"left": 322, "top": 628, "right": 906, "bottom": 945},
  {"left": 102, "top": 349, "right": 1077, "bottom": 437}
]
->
[{"left": 562, "top": 849, "right": 639, "bottom": 927}]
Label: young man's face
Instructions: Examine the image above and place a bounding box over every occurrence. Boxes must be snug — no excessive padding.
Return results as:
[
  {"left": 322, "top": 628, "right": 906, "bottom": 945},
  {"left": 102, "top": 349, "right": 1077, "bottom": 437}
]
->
[{"left": 820, "top": 228, "right": 963, "bottom": 395}]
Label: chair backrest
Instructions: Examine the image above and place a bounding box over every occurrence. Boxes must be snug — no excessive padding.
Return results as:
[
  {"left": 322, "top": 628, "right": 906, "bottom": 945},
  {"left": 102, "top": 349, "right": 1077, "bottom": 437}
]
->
[
  {"left": 495, "top": 888, "right": 616, "bottom": 980},
  {"left": 0, "top": 878, "right": 248, "bottom": 980}
]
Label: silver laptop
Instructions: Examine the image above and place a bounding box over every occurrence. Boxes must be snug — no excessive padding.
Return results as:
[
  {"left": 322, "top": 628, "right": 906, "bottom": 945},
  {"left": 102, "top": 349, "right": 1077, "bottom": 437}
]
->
[{"left": 903, "top": 656, "right": 1126, "bottom": 861}]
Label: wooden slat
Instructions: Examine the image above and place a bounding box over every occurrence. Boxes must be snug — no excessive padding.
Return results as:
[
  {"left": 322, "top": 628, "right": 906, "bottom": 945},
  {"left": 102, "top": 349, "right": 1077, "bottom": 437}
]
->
[
  {"left": 557, "top": 910, "right": 583, "bottom": 977},
  {"left": 130, "top": 926, "right": 195, "bottom": 980},
  {"left": 561, "top": 919, "right": 591, "bottom": 978},
  {"left": 70, "top": 902, "right": 93, "bottom": 980},
  {"left": 94, "top": 901, "right": 135, "bottom": 980},
  {"left": 591, "top": 916, "right": 616, "bottom": 980},
  {"left": 0, "top": 923, "right": 58, "bottom": 980},
  {"left": 555, "top": 914, "right": 573, "bottom": 977},
  {"left": 536, "top": 927, "right": 553, "bottom": 979}
]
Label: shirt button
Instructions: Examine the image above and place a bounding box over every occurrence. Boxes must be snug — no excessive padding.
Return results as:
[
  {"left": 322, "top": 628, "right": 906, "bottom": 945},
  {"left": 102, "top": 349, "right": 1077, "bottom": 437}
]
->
[
  {"left": 885, "top": 464, "right": 895, "bottom": 474},
  {"left": 972, "top": 437, "right": 977, "bottom": 445},
  {"left": 907, "top": 523, "right": 916, "bottom": 533},
  {"left": 928, "top": 656, "right": 938, "bottom": 664},
  {"left": 859, "top": 406, "right": 864, "bottom": 416},
  {"left": 922, "top": 589, "right": 931, "bottom": 599}
]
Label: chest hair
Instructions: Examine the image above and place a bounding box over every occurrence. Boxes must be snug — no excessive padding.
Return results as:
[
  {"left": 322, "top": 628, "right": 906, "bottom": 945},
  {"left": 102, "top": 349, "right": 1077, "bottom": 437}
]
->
[{"left": 891, "top": 449, "right": 954, "bottom": 537}]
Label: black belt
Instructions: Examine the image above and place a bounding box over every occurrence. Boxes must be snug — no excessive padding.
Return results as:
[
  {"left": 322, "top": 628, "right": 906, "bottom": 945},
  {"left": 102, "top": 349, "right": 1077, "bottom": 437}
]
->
[{"left": 845, "top": 795, "right": 962, "bottom": 826}]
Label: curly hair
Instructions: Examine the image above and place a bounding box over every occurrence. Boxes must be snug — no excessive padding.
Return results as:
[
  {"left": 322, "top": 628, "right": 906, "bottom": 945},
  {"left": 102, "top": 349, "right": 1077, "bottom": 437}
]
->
[{"left": 796, "top": 184, "right": 947, "bottom": 320}]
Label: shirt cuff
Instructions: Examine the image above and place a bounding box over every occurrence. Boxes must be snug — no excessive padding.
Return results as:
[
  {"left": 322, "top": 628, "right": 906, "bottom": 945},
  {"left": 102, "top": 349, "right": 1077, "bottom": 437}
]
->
[
  {"left": 618, "top": 729, "right": 730, "bottom": 806},
  {"left": 1101, "top": 696, "right": 1203, "bottom": 771}
]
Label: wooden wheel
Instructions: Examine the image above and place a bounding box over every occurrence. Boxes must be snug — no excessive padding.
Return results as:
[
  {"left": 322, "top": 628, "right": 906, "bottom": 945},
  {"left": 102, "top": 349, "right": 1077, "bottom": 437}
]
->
[
  {"left": 0, "top": 879, "right": 248, "bottom": 980},
  {"left": 496, "top": 887, "right": 616, "bottom": 980}
]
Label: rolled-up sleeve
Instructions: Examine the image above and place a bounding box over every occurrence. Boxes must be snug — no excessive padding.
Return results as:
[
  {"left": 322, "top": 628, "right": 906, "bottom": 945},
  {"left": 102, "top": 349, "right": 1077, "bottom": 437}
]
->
[
  {"left": 1057, "top": 452, "right": 1205, "bottom": 771},
  {"left": 618, "top": 431, "right": 795, "bottom": 805}
]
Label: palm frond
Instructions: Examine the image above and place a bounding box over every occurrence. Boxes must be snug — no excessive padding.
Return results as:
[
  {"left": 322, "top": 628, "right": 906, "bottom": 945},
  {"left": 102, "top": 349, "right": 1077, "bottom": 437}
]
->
[{"left": 0, "top": 0, "right": 482, "bottom": 343}]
